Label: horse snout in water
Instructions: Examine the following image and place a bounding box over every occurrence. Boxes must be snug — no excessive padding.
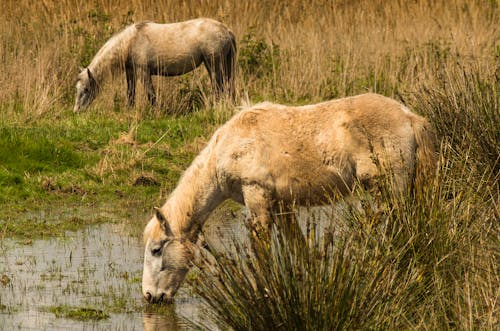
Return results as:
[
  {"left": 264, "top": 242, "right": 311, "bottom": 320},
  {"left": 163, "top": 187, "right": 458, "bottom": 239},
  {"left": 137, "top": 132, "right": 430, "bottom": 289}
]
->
[{"left": 144, "top": 291, "right": 173, "bottom": 304}]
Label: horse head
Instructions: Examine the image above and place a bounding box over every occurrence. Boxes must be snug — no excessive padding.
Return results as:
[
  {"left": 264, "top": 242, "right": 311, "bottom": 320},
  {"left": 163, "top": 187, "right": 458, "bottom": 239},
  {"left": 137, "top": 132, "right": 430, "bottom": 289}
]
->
[
  {"left": 74, "top": 68, "right": 99, "bottom": 112},
  {"left": 142, "top": 207, "right": 195, "bottom": 304}
]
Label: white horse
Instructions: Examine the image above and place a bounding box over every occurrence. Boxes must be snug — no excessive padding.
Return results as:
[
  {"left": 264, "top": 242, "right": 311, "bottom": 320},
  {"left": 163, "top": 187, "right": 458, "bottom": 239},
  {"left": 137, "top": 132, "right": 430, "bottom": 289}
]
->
[
  {"left": 142, "top": 93, "right": 437, "bottom": 303},
  {"left": 74, "top": 18, "right": 236, "bottom": 112}
]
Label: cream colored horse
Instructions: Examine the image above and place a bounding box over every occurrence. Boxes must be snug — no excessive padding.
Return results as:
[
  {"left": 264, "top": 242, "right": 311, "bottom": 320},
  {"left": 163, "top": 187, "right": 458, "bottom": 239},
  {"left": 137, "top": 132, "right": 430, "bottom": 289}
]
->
[
  {"left": 142, "top": 93, "right": 437, "bottom": 303},
  {"left": 74, "top": 18, "right": 236, "bottom": 112}
]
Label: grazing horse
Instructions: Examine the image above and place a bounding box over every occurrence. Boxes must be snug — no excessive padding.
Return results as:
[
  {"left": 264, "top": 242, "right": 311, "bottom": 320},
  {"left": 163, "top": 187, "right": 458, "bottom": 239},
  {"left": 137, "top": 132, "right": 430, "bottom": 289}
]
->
[
  {"left": 73, "top": 18, "right": 236, "bottom": 112},
  {"left": 142, "top": 93, "right": 437, "bottom": 303}
]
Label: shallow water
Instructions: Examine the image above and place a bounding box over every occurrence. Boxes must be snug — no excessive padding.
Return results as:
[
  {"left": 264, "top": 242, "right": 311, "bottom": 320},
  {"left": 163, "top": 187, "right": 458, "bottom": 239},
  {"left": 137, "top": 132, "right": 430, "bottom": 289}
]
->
[
  {"left": 0, "top": 219, "right": 202, "bottom": 330},
  {"left": 0, "top": 205, "right": 339, "bottom": 330}
]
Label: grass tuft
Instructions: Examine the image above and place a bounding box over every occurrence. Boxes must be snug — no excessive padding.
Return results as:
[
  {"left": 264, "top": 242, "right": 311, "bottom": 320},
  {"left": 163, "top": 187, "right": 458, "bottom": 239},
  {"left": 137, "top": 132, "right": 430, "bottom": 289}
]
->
[
  {"left": 189, "top": 146, "right": 498, "bottom": 330},
  {"left": 48, "top": 305, "right": 110, "bottom": 321}
]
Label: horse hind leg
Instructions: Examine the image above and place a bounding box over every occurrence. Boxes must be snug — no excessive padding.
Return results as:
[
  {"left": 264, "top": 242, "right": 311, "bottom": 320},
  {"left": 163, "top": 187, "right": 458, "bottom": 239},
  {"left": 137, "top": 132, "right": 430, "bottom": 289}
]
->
[
  {"left": 203, "top": 55, "right": 224, "bottom": 97},
  {"left": 125, "top": 63, "right": 136, "bottom": 107},
  {"left": 140, "top": 71, "right": 156, "bottom": 106},
  {"left": 217, "top": 44, "right": 237, "bottom": 97},
  {"left": 223, "top": 40, "right": 236, "bottom": 99},
  {"left": 215, "top": 62, "right": 225, "bottom": 95}
]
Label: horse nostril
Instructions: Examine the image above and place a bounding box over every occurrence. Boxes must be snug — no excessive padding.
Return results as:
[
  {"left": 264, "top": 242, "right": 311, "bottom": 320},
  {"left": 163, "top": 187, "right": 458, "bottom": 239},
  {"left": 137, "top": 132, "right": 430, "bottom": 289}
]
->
[
  {"left": 158, "top": 293, "right": 165, "bottom": 303},
  {"left": 145, "top": 292, "right": 152, "bottom": 302}
]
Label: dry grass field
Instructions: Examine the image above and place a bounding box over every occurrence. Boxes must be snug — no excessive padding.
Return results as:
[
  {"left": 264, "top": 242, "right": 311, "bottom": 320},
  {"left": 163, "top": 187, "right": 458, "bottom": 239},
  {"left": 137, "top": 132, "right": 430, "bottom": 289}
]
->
[{"left": 1, "top": 0, "right": 497, "bottom": 118}]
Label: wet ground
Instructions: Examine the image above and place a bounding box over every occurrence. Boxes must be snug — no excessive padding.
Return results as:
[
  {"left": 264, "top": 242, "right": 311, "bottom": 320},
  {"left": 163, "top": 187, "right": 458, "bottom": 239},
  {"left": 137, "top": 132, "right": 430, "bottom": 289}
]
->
[
  {"left": 0, "top": 217, "right": 201, "bottom": 330},
  {"left": 0, "top": 206, "right": 337, "bottom": 330}
]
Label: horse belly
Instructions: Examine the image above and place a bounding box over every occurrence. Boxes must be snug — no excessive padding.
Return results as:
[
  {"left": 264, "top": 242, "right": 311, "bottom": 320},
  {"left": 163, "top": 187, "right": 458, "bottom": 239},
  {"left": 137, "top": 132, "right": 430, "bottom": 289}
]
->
[
  {"left": 221, "top": 148, "right": 354, "bottom": 205},
  {"left": 271, "top": 163, "right": 354, "bottom": 204},
  {"left": 148, "top": 53, "right": 203, "bottom": 76}
]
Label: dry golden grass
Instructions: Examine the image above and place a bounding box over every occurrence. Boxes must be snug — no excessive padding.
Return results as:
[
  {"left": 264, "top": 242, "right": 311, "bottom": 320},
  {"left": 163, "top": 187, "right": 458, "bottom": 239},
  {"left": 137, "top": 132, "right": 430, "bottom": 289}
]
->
[{"left": 0, "top": 0, "right": 498, "bottom": 120}]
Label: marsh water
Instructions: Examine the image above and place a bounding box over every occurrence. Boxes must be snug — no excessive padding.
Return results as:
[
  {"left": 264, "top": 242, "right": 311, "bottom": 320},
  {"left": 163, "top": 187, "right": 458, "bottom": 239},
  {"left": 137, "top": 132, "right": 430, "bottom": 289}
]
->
[
  {"left": 0, "top": 206, "right": 337, "bottom": 330},
  {"left": 0, "top": 206, "right": 250, "bottom": 331}
]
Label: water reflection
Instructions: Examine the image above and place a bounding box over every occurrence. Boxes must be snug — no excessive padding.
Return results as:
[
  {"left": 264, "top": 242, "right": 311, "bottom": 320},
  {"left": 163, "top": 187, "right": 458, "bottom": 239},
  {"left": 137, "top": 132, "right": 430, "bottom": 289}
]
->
[{"left": 143, "top": 307, "right": 180, "bottom": 331}]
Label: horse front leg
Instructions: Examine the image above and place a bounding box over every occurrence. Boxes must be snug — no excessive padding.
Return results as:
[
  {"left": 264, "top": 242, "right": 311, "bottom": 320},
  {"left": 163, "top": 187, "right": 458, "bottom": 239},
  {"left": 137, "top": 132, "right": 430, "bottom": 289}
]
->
[
  {"left": 242, "top": 184, "right": 275, "bottom": 245},
  {"left": 125, "top": 64, "right": 136, "bottom": 107}
]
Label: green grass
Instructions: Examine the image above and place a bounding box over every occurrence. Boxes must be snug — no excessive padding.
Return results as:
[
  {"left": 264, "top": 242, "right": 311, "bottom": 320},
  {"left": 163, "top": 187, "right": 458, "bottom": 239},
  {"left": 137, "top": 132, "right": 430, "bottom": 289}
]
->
[
  {"left": 0, "top": 116, "right": 118, "bottom": 203},
  {"left": 0, "top": 107, "right": 232, "bottom": 239},
  {"left": 48, "top": 305, "right": 109, "bottom": 321},
  {"left": 405, "top": 65, "right": 499, "bottom": 174}
]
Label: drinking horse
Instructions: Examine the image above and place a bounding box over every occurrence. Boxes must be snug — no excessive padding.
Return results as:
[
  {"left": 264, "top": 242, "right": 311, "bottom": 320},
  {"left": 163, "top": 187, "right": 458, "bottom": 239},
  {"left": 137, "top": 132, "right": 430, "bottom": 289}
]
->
[
  {"left": 141, "top": 93, "right": 437, "bottom": 303},
  {"left": 74, "top": 18, "right": 236, "bottom": 112}
]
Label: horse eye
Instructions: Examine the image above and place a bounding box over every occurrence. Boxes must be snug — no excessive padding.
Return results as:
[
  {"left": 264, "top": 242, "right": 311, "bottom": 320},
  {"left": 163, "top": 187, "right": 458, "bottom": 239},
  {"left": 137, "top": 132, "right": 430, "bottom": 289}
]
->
[
  {"left": 151, "top": 246, "right": 162, "bottom": 257},
  {"left": 151, "top": 240, "right": 168, "bottom": 256}
]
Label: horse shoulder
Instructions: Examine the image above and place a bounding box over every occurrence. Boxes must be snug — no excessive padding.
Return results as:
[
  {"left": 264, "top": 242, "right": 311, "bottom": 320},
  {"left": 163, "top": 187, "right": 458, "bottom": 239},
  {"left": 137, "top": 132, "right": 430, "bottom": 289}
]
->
[
  {"left": 214, "top": 109, "right": 264, "bottom": 160},
  {"left": 212, "top": 108, "right": 272, "bottom": 179}
]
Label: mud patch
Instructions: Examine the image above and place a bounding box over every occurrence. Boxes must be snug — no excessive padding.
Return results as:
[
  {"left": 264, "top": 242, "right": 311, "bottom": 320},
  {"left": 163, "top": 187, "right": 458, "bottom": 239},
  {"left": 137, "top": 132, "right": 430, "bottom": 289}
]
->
[
  {"left": 42, "top": 178, "right": 89, "bottom": 196},
  {"left": 133, "top": 174, "right": 159, "bottom": 186}
]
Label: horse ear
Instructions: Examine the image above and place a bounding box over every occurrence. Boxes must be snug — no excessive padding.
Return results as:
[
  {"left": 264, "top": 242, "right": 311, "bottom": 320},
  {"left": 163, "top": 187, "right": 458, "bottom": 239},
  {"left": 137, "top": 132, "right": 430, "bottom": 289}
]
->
[
  {"left": 154, "top": 207, "right": 173, "bottom": 237},
  {"left": 86, "top": 68, "right": 99, "bottom": 90},
  {"left": 87, "top": 68, "right": 94, "bottom": 81}
]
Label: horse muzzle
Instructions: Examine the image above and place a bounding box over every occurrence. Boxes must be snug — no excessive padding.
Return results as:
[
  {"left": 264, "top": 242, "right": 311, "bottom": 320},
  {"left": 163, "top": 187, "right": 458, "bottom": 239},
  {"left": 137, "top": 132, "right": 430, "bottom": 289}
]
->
[{"left": 144, "top": 291, "right": 174, "bottom": 304}]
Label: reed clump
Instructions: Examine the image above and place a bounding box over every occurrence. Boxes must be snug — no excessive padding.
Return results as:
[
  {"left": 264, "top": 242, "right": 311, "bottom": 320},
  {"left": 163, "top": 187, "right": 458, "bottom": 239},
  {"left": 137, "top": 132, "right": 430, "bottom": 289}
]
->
[{"left": 190, "top": 147, "right": 498, "bottom": 329}]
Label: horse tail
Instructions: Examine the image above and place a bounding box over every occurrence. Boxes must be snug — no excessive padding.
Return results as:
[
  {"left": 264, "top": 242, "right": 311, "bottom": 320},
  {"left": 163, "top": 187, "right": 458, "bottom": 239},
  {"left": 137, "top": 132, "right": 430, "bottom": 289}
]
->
[
  {"left": 225, "top": 30, "right": 237, "bottom": 99},
  {"left": 411, "top": 114, "right": 438, "bottom": 186}
]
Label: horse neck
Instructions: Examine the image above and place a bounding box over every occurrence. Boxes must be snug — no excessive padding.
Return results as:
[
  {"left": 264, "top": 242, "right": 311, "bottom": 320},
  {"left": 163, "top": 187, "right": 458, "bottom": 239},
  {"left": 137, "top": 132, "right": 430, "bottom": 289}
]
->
[
  {"left": 162, "top": 141, "right": 223, "bottom": 239},
  {"left": 88, "top": 27, "right": 133, "bottom": 83}
]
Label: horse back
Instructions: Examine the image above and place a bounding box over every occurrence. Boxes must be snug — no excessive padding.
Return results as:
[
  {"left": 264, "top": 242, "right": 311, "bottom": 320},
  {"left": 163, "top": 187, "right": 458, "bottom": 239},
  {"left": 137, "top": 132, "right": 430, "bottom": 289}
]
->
[
  {"left": 134, "top": 18, "right": 232, "bottom": 52},
  {"left": 214, "top": 94, "right": 426, "bottom": 202},
  {"left": 129, "top": 18, "right": 234, "bottom": 73}
]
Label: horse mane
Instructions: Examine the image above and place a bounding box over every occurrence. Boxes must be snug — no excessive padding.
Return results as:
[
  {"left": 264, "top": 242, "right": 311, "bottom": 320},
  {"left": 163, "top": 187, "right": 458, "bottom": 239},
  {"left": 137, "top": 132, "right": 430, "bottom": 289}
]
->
[
  {"left": 143, "top": 125, "right": 223, "bottom": 243},
  {"left": 165, "top": 129, "right": 222, "bottom": 235},
  {"left": 134, "top": 21, "right": 151, "bottom": 30},
  {"left": 143, "top": 216, "right": 162, "bottom": 245},
  {"left": 87, "top": 24, "right": 137, "bottom": 81},
  {"left": 251, "top": 101, "right": 278, "bottom": 108},
  {"left": 235, "top": 101, "right": 282, "bottom": 115}
]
